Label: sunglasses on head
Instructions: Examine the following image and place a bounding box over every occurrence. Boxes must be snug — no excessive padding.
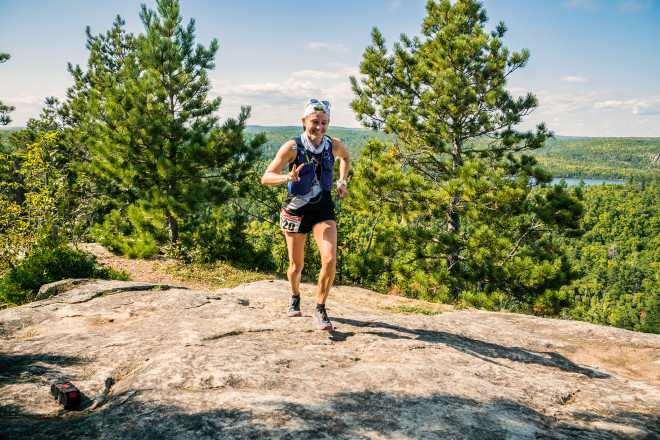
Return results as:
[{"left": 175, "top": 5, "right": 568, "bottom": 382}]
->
[{"left": 308, "top": 98, "right": 331, "bottom": 107}]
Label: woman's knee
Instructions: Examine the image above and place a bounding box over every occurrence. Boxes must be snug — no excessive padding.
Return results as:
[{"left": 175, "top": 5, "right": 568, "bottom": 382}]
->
[
  {"left": 321, "top": 253, "right": 337, "bottom": 269},
  {"left": 289, "top": 261, "right": 304, "bottom": 275}
]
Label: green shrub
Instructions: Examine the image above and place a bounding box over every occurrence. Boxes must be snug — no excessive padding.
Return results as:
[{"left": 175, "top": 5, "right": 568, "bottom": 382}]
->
[
  {"left": 639, "top": 290, "right": 660, "bottom": 334},
  {"left": 92, "top": 206, "right": 164, "bottom": 259},
  {"left": 93, "top": 203, "right": 277, "bottom": 271},
  {"left": 182, "top": 205, "right": 276, "bottom": 271},
  {"left": 0, "top": 235, "right": 129, "bottom": 307},
  {"left": 459, "top": 290, "right": 497, "bottom": 310},
  {"left": 532, "top": 289, "right": 570, "bottom": 316}
]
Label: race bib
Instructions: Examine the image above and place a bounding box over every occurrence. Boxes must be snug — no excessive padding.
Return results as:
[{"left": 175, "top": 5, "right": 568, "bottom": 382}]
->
[{"left": 280, "top": 209, "right": 302, "bottom": 233}]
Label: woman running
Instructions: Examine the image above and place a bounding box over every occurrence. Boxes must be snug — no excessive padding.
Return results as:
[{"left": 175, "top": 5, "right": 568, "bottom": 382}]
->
[{"left": 261, "top": 99, "right": 350, "bottom": 330}]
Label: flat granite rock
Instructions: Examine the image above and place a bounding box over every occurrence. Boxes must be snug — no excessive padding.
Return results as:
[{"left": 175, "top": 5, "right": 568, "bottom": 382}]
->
[{"left": 0, "top": 279, "right": 658, "bottom": 439}]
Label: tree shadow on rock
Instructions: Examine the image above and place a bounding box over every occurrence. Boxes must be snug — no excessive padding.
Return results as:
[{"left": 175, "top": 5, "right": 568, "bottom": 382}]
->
[
  {"left": 0, "top": 351, "right": 89, "bottom": 418},
  {"left": 0, "top": 352, "right": 86, "bottom": 385},
  {"left": 1, "top": 390, "right": 656, "bottom": 440},
  {"left": 333, "top": 317, "right": 610, "bottom": 378},
  {"left": 0, "top": 394, "right": 261, "bottom": 440}
]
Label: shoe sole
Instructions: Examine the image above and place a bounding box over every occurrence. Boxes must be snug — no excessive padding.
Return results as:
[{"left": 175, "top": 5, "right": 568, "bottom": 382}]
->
[
  {"left": 288, "top": 311, "right": 302, "bottom": 317},
  {"left": 315, "top": 320, "right": 332, "bottom": 330}
]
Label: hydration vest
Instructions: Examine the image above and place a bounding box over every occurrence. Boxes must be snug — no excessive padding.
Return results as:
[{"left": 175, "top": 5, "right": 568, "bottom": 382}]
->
[{"left": 288, "top": 135, "right": 334, "bottom": 195}]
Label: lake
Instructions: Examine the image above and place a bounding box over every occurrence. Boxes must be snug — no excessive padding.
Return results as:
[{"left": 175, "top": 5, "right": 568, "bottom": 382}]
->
[{"left": 552, "top": 178, "right": 624, "bottom": 186}]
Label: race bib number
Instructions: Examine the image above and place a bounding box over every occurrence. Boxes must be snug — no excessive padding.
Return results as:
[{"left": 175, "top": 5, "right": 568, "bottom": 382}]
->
[{"left": 280, "top": 209, "right": 302, "bottom": 233}]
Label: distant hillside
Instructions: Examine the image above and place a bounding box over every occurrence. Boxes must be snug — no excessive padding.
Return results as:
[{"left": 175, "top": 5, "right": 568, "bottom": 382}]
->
[
  {"left": 247, "top": 127, "right": 660, "bottom": 181},
  {"left": 534, "top": 137, "right": 660, "bottom": 180},
  {"left": 0, "top": 127, "right": 24, "bottom": 142},
  {"left": 4, "top": 126, "right": 659, "bottom": 181}
]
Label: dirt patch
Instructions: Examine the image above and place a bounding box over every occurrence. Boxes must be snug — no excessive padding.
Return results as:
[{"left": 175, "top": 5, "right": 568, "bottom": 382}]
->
[{"left": 80, "top": 243, "right": 210, "bottom": 291}]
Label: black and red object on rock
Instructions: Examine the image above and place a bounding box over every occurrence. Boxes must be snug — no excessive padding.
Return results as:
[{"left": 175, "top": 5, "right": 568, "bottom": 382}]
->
[{"left": 50, "top": 380, "right": 81, "bottom": 409}]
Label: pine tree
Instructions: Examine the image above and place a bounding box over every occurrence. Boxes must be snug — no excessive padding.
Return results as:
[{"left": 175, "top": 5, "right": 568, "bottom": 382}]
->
[
  {"left": 67, "top": 0, "right": 264, "bottom": 247},
  {"left": 350, "top": 0, "right": 583, "bottom": 304},
  {"left": 0, "top": 54, "right": 16, "bottom": 126}
]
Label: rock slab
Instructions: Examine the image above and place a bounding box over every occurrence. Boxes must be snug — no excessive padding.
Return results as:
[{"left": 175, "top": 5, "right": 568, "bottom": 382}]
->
[{"left": 0, "top": 279, "right": 659, "bottom": 439}]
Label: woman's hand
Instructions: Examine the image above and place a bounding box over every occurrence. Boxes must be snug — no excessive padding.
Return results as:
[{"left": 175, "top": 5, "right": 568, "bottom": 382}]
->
[
  {"left": 337, "top": 184, "right": 349, "bottom": 199},
  {"left": 261, "top": 140, "right": 301, "bottom": 186},
  {"left": 285, "top": 163, "right": 304, "bottom": 183}
]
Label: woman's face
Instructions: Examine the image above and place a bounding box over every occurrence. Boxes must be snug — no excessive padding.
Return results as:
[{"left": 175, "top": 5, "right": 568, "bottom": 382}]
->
[{"left": 303, "top": 112, "right": 329, "bottom": 142}]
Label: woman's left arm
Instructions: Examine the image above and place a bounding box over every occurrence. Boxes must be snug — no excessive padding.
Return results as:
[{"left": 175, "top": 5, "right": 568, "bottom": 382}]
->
[{"left": 332, "top": 138, "right": 350, "bottom": 199}]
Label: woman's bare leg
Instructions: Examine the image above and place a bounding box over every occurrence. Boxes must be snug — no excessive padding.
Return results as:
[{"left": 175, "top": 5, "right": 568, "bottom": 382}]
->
[
  {"left": 312, "top": 220, "right": 337, "bottom": 305},
  {"left": 284, "top": 231, "right": 307, "bottom": 296}
]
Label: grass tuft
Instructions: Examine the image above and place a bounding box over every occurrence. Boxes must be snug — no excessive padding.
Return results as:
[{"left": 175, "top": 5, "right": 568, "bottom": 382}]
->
[
  {"left": 161, "top": 261, "right": 280, "bottom": 289},
  {"left": 387, "top": 305, "right": 442, "bottom": 315}
]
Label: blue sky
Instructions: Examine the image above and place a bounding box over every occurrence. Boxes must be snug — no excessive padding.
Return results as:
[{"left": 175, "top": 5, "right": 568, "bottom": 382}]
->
[{"left": 1, "top": 0, "right": 658, "bottom": 136}]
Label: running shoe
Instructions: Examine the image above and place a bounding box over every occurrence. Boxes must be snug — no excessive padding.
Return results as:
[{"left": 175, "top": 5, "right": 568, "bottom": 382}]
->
[
  {"left": 313, "top": 308, "right": 333, "bottom": 331},
  {"left": 288, "top": 295, "right": 301, "bottom": 317}
]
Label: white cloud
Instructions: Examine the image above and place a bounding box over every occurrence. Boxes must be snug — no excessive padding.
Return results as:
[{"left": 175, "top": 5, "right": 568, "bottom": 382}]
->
[
  {"left": 561, "top": 76, "right": 588, "bottom": 83},
  {"left": 593, "top": 100, "right": 623, "bottom": 109},
  {"left": 306, "top": 42, "right": 348, "bottom": 52},
  {"left": 212, "top": 78, "right": 317, "bottom": 101},
  {"left": 212, "top": 79, "right": 232, "bottom": 87},
  {"left": 618, "top": 0, "right": 653, "bottom": 12},
  {"left": 505, "top": 87, "right": 660, "bottom": 136},
  {"left": 209, "top": 65, "right": 361, "bottom": 127},
  {"left": 6, "top": 93, "right": 58, "bottom": 106},
  {"left": 387, "top": 1, "right": 401, "bottom": 11},
  {"left": 632, "top": 99, "right": 660, "bottom": 115},
  {"left": 291, "top": 66, "right": 359, "bottom": 80},
  {"left": 563, "top": 0, "right": 599, "bottom": 10},
  {"left": 1, "top": 91, "right": 67, "bottom": 127},
  {"left": 291, "top": 70, "right": 344, "bottom": 80},
  {"left": 594, "top": 95, "right": 660, "bottom": 115},
  {"left": 509, "top": 87, "right": 599, "bottom": 113},
  {"left": 510, "top": 86, "right": 660, "bottom": 118}
]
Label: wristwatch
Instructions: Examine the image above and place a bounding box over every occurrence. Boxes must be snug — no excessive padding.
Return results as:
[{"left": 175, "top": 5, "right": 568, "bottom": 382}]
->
[{"left": 337, "top": 179, "right": 347, "bottom": 187}]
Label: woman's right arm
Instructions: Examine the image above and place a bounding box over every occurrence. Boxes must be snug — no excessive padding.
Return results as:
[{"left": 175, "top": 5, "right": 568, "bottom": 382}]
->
[{"left": 261, "top": 140, "right": 304, "bottom": 186}]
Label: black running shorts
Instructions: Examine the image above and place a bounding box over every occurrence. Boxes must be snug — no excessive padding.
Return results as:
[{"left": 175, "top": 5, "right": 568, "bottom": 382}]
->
[{"left": 280, "top": 204, "right": 335, "bottom": 234}]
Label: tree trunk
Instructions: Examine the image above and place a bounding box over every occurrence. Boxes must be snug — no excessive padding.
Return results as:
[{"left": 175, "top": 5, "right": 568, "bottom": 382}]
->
[
  {"left": 447, "top": 138, "right": 462, "bottom": 291},
  {"left": 166, "top": 209, "right": 179, "bottom": 244},
  {"left": 448, "top": 138, "right": 462, "bottom": 233},
  {"left": 12, "top": 158, "right": 26, "bottom": 205}
]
